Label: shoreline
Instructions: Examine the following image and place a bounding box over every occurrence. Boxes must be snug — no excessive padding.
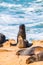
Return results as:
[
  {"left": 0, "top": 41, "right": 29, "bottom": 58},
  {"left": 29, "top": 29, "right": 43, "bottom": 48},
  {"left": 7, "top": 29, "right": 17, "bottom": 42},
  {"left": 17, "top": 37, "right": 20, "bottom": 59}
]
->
[{"left": 0, "top": 39, "right": 43, "bottom": 65}]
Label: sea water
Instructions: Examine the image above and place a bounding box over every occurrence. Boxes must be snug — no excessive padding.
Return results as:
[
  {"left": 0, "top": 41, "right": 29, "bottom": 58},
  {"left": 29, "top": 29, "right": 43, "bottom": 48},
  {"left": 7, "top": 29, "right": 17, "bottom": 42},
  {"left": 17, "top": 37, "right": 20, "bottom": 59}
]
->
[{"left": 0, "top": 0, "right": 43, "bottom": 42}]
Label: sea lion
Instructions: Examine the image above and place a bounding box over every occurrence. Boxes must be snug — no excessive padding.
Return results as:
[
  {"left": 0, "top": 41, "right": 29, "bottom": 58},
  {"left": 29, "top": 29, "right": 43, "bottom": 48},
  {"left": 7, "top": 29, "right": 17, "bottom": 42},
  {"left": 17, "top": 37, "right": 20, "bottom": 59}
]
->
[
  {"left": 26, "top": 55, "right": 36, "bottom": 64},
  {"left": 0, "top": 33, "right": 6, "bottom": 47},
  {"left": 24, "top": 39, "right": 32, "bottom": 47},
  {"left": 17, "top": 35, "right": 32, "bottom": 48},
  {"left": 37, "top": 51, "right": 43, "bottom": 61},
  {"left": 16, "top": 46, "right": 43, "bottom": 56},
  {"left": 26, "top": 51, "right": 43, "bottom": 64},
  {"left": 17, "top": 35, "right": 26, "bottom": 48},
  {"left": 17, "top": 24, "right": 26, "bottom": 43},
  {"left": 17, "top": 24, "right": 32, "bottom": 48}
]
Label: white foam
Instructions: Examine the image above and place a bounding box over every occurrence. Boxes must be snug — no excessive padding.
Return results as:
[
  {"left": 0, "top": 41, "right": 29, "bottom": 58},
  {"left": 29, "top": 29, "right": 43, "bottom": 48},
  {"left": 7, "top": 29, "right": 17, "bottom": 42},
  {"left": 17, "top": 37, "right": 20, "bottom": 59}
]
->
[
  {"left": 0, "top": 1, "right": 43, "bottom": 42},
  {"left": 0, "top": 2, "right": 22, "bottom": 8}
]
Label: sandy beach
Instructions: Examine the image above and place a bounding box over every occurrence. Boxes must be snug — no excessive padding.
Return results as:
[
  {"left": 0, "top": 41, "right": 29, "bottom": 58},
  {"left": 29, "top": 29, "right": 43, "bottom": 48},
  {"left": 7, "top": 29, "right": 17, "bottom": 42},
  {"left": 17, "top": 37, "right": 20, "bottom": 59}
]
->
[
  {"left": 0, "top": 0, "right": 43, "bottom": 64},
  {"left": 0, "top": 39, "right": 43, "bottom": 65}
]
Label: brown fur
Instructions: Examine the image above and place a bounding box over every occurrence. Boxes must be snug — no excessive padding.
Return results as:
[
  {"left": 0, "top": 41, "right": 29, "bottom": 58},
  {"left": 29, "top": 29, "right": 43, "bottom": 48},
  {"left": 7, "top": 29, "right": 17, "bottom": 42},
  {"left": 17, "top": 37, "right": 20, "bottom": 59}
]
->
[
  {"left": 17, "top": 24, "right": 32, "bottom": 48},
  {"left": 17, "top": 36, "right": 26, "bottom": 48},
  {"left": 26, "top": 51, "right": 43, "bottom": 64},
  {"left": 17, "top": 24, "right": 26, "bottom": 43},
  {"left": 16, "top": 46, "right": 43, "bottom": 55}
]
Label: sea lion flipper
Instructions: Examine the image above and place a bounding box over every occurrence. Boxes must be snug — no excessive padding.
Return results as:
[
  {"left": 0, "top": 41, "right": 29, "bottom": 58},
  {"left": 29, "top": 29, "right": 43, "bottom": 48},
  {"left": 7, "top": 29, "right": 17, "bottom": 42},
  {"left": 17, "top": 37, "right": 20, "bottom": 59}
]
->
[{"left": 26, "top": 56, "right": 36, "bottom": 64}]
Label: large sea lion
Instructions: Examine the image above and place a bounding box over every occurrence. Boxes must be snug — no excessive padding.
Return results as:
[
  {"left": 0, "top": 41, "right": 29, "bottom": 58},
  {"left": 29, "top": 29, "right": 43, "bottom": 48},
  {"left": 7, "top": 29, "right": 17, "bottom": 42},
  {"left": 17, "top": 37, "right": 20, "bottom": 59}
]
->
[
  {"left": 0, "top": 33, "right": 6, "bottom": 47},
  {"left": 17, "top": 24, "right": 26, "bottom": 43},
  {"left": 26, "top": 51, "right": 43, "bottom": 64},
  {"left": 16, "top": 46, "right": 43, "bottom": 56},
  {"left": 17, "top": 24, "right": 32, "bottom": 48}
]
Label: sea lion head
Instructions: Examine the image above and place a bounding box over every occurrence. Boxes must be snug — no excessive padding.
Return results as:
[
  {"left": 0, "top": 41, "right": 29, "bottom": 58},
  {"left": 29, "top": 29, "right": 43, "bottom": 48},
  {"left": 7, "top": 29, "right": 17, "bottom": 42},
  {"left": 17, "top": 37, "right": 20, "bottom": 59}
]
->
[{"left": 19, "top": 24, "right": 25, "bottom": 31}]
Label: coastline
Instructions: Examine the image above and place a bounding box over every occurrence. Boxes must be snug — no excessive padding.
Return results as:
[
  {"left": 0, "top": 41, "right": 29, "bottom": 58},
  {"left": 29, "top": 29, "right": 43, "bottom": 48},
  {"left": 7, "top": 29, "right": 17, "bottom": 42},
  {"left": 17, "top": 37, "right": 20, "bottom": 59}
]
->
[{"left": 0, "top": 39, "right": 43, "bottom": 65}]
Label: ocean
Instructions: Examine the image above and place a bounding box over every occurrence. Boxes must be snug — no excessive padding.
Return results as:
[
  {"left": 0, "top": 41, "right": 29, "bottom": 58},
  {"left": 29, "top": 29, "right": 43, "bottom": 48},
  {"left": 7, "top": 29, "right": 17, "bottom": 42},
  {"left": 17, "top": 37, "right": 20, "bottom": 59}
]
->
[{"left": 0, "top": 0, "right": 43, "bottom": 42}]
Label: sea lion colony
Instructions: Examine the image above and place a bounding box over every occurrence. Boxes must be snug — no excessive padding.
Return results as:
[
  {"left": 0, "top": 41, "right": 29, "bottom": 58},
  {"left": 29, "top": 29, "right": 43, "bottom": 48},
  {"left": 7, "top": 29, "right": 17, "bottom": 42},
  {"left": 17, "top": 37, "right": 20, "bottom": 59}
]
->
[
  {"left": 16, "top": 46, "right": 43, "bottom": 64},
  {"left": 0, "top": 24, "right": 32, "bottom": 47},
  {"left": 0, "top": 24, "right": 43, "bottom": 64}
]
